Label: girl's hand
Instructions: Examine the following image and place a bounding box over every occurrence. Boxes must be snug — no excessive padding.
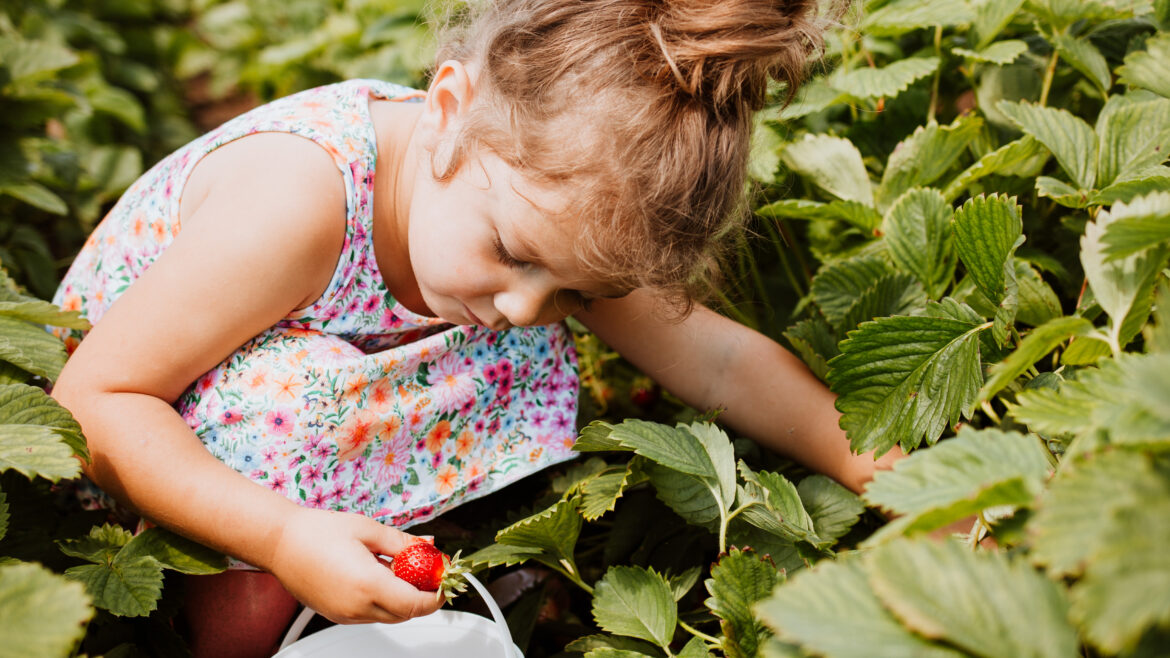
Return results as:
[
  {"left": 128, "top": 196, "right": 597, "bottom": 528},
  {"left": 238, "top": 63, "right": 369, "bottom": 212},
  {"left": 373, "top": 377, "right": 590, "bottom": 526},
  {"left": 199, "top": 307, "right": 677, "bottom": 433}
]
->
[{"left": 267, "top": 507, "right": 444, "bottom": 624}]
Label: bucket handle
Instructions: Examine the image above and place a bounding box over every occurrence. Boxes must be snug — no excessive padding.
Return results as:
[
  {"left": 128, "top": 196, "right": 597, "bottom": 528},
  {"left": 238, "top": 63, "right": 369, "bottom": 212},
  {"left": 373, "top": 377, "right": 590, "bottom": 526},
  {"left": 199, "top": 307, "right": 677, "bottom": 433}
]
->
[{"left": 277, "top": 566, "right": 518, "bottom": 657}]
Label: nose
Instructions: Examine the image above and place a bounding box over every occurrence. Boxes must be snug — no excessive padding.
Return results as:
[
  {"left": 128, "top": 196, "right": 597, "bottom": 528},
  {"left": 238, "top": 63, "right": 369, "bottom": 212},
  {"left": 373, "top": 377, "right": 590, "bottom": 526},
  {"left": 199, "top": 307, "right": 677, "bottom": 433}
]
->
[{"left": 493, "top": 283, "right": 567, "bottom": 328}]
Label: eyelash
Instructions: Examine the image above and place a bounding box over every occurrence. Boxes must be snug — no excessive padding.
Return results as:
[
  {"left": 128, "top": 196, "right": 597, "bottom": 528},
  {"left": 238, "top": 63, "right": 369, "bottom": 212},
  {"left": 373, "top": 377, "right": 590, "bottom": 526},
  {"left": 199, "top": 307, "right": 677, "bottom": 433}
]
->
[{"left": 492, "top": 236, "right": 526, "bottom": 270}]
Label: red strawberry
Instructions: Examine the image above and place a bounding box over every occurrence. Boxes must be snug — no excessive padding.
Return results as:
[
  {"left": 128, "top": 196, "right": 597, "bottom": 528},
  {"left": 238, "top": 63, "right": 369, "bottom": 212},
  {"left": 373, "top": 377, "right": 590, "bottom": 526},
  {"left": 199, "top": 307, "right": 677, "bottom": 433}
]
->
[{"left": 390, "top": 542, "right": 469, "bottom": 601}]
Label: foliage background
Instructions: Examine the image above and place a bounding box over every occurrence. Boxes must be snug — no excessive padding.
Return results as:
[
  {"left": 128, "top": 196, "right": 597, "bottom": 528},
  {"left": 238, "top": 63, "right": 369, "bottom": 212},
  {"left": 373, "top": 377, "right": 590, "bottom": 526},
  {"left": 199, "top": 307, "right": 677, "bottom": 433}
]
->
[{"left": 2, "top": 0, "right": 1170, "bottom": 657}]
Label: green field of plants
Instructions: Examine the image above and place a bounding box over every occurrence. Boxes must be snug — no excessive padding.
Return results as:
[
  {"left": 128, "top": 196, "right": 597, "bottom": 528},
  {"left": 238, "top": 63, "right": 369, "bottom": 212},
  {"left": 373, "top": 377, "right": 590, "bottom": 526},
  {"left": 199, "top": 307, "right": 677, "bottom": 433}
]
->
[{"left": 2, "top": 0, "right": 1169, "bottom": 656}]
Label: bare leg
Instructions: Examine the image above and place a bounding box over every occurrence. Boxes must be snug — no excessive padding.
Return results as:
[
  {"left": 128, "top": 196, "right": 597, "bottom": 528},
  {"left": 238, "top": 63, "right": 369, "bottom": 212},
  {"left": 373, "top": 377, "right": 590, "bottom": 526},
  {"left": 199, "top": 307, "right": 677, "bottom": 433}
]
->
[{"left": 181, "top": 570, "right": 300, "bottom": 658}]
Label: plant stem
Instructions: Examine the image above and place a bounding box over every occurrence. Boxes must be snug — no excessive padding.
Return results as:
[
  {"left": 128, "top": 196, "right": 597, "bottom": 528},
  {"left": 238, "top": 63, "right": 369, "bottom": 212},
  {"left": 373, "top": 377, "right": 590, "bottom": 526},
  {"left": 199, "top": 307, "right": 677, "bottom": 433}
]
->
[
  {"left": 1040, "top": 48, "right": 1059, "bottom": 107},
  {"left": 556, "top": 560, "right": 594, "bottom": 595},
  {"left": 928, "top": 25, "right": 943, "bottom": 123},
  {"left": 679, "top": 620, "right": 722, "bottom": 647}
]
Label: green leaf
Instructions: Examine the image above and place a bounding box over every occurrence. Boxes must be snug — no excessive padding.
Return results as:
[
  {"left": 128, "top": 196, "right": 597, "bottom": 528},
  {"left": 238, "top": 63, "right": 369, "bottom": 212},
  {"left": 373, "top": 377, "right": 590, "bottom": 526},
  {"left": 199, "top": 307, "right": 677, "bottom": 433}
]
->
[
  {"left": 1051, "top": 33, "right": 1111, "bottom": 96},
  {"left": 574, "top": 421, "right": 627, "bottom": 453},
  {"left": 0, "top": 182, "right": 69, "bottom": 215},
  {"left": 0, "top": 36, "right": 80, "bottom": 82},
  {"left": 58, "top": 524, "right": 133, "bottom": 564},
  {"left": 780, "top": 135, "right": 874, "bottom": 206},
  {"left": 756, "top": 557, "right": 964, "bottom": 658},
  {"left": 1091, "top": 174, "right": 1170, "bottom": 206},
  {"left": 0, "top": 316, "right": 67, "bottom": 381},
  {"left": 580, "top": 463, "right": 636, "bottom": 521},
  {"left": 861, "top": 0, "right": 975, "bottom": 36},
  {"left": 861, "top": 427, "right": 1052, "bottom": 543},
  {"left": 0, "top": 562, "right": 92, "bottom": 658},
  {"left": 0, "top": 301, "right": 90, "bottom": 330},
  {"left": 462, "top": 543, "right": 544, "bottom": 571},
  {"left": 643, "top": 461, "right": 722, "bottom": 529},
  {"left": 877, "top": 117, "right": 984, "bottom": 211},
  {"left": 797, "top": 475, "right": 865, "bottom": 542},
  {"left": 0, "top": 383, "right": 87, "bottom": 462},
  {"left": 828, "top": 316, "right": 986, "bottom": 455},
  {"left": 592, "top": 566, "right": 677, "bottom": 650},
  {"left": 811, "top": 255, "right": 896, "bottom": 329},
  {"left": 120, "top": 528, "right": 227, "bottom": 575},
  {"left": 883, "top": 188, "right": 957, "bottom": 299},
  {"left": 496, "top": 498, "right": 582, "bottom": 571},
  {"left": 942, "top": 135, "right": 1049, "bottom": 202},
  {"left": 0, "top": 489, "right": 7, "bottom": 542},
  {"left": 1101, "top": 191, "right": 1170, "bottom": 260},
  {"left": 738, "top": 463, "right": 821, "bottom": 547},
  {"left": 65, "top": 555, "right": 164, "bottom": 617},
  {"left": 866, "top": 539, "right": 1077, "bottom": 658},
  {"left": 1095, "top": 94, "right": 1170, "bottom": 188},
  {"left": 953, "top": 194, "right": 1024, "bottom": 306},
  {"left": 1025, "top": 0, "right": 1148, "bottom": 30},
  {"left": 782, "top": 317, "right": 838, "bottom": 381},
  {"left": 566, "top": 634, "right": 662, "bottom": 656},
  {"left": 749, "top": 113, "right": 783, "bottom": 181},
  {"left": 1082, "top": 206, "right": 1170, "bottom": 331},
  {"left": 838, "top": 273, "right": 928, "bottom": 335},
  {"left": 705, "top": 548, "right": 781, "bottom": 658},
  {"left": 833, "top": 57, "right": 941, "bottom": 101},
  {"left": 678, "top": 637, "right": 712, "bottom": 658},
  {"left": 1036, "top": 176, "right": 1091, "bottom": 208},
  {"left": 981, "top": 316, "right": 1094, "bottom": 398},
  {"left": 604, "top": 422, "right": 733, "bottom": 501},
  {"left": 952, "top": 39, "right": 1029, "bottom": 64},
  {"left": 972, "top": 0, "right": 1026, "bottom": 48},
  {"left": 998, "top": 100, "right": 1097, "bottom": 190},
  {"left": 0, "top": 425, "right": 82, "bottom": 482},
  {"left": 1029, "top": 451, "right": 1170, "bottom": 653},
  {"left": 757, "top": 199, "right": 882, "bottom": 233},
  {"left": 1014, "top": 261, "right": 1063, "bottom": 327},
  {"left": 1117, "top": 31, "right": 1170, "bottom": 99},
  {"left": 778, "top": 79, "right": 848, "bottom": 121}
]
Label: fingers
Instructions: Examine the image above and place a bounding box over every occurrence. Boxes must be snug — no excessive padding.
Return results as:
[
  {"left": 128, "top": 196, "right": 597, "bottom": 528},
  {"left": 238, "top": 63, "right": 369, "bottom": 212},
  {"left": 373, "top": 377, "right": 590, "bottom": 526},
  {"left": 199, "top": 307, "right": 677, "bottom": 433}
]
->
[{"left": 360, "top": 518, "right": 431, "bottom": 558}]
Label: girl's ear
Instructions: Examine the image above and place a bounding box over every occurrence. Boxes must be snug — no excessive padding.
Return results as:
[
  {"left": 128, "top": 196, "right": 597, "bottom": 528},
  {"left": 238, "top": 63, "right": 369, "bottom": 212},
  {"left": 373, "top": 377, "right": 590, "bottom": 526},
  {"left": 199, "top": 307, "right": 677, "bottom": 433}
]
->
[{"left": 422, "top": 60, "right": 474, "bottom": 135}]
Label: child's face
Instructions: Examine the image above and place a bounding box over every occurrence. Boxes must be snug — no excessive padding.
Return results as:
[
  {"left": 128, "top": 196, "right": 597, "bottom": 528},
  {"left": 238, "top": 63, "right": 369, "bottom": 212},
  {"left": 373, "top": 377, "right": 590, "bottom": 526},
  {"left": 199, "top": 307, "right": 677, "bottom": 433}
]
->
[{"left": 406, "top": 150, "right": 625, "bottom": 329}]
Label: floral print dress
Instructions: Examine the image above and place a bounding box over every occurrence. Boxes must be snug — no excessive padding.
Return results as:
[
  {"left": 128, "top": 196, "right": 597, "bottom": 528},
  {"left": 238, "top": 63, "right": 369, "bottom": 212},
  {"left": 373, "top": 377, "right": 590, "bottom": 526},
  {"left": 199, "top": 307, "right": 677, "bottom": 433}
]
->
[{"left": 52, "top": 80, "right": 580, "bottom": 563}]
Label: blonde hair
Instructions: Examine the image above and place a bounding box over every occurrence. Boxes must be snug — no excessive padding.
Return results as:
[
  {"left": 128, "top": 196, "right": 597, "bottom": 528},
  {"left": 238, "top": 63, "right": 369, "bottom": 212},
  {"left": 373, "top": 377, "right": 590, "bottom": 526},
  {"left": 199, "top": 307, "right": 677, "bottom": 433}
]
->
[{"left": 433, "top": 0, "right": 831, "bottom": 311}]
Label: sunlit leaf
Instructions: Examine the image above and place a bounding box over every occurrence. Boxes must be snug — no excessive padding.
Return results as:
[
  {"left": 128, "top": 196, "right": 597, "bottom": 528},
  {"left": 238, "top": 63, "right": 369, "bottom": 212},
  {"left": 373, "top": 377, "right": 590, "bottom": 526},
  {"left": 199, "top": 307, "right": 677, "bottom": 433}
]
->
[
  {"left": 57, "top": 523, "right": 133, "bottom": 564},
  {"left": 496, "top": 498, "right": 582, "bottom": 571},
  {"left": 1035, "top": 176, "right": 1090, "bottom": 208},
  {"left": 0, "top": 35, "right": 80, "bottom": 82},
  {"left": 1082, "top": 207, "right": 1170, "bottom": 330},
  {"left": 780, "top": 134, "right": 874, "bottom": 206},
  {"left": 1025, "top": 0, "right": 1150, "bottom": 30},
  {"left": 981, "top": 316, "right": 1094, "bottom": 398},
  {"left": 65, "top": 554, "right": 164, "bottom": 617},
  {"left": 121, "top": 528, "right": 227, "bottom": 575},
  {"left": 999, "top": 100, "right": 1097, "bottom": 190},
  {"left": 972, "top": 0, "right": 1026, "bottom": 48},
  {"left": 0, "top": 317, "right": 67, "bottom": 381},
  {"left": 838, "top": 273, "right": 928, "bottom": 335},
  {"left": 1030, "top": 450, "right": 1170, "bottom": 653},
  {"left": 0, "top": 383, "right": 86, "bottom": 463},
  {"left": 861, "top": 0, "right": 974, "bottom": 36},
  {"left": 705, "top": 548, "right": 781, "bottom": 658},
  {"left": 866, "top": 539, "right": 1077, "bottom": 658},
  {"left": 756, "top": 557, "right": 964, "bottom": 658},
  {"left": 1091, "top": 174, "right": 1170, "bottom": 206},
  {"left": 1051, "top": 33, "right": 1111, "bottom": 95},
  {"left": 0, "top": 183, "right": 68, "bottom": 216},
  {"left": 643, "top": 461, "right": 721, "bottom": 530},
  {"left": 1117, "top": 31, "right": 1170, "bottom": 99},
  {"left": 574, "top": 421, "right": 626, "bottom": 453},
  {"left": 942, "top": 136, "right": 1048, "bottom": 202},
  {"left": 565, "top": 634, "right": 662, "bottom": 656},
  {"left": 883, "top": 188, "right": 956, "bottom": 299},
  {"left": 1014, "top": 261, "right": 1062, "bottom": 327},
  {"left": 877, "top": 117, "right": 984, "bottom": 211},
  {"left": 0, "top": 423, "right": 81, "bottom": 482},
  {"left": 592, "top": 566, "right": 677, "bottom": 649},
  {"left": 581, "top": 463, "right": 636, "bottom": 521},
  {"left": 952, "top": 39, "right": 1028, "bottom": 64},
  {"left": 827, "top": 316, "right": 986, "bottom": 455},
  {"left": 1094, "top": 94, "right": 1170, "bottom": 188},
  {"left": 811, "top": 255, "right": 896, "bottom": 329},
  {"left": 862, "top": 427, "right": 1051, "bottom": 543},
  {"left": 778, "top": 79, "right": 849, "bottom": 121},
  {"left": 0, "top": 301, "right": 89, "bottom": 330},
  {"left": 1101, "top": 191, "right": 1170, "bottom": 260},
  {"left": 0, "top": 562, "right": 92, "bottom": 658},
  {"left": 738, "top": 463, "right": 821, "bottom": 547},
  {"left": 833, "top": 57, "right": 940, "bottom": 101},
  {"left": 678, "top": 637, "right": 713, "bottom": 658},
  {"left": 462, "top": 543, "right": 544, "bottom": 571}
]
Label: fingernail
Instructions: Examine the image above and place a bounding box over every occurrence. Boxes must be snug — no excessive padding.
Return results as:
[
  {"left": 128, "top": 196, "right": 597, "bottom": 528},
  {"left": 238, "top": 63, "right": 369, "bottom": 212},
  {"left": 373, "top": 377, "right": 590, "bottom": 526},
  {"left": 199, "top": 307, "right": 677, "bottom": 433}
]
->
[{"left": 419, "top": 535, "right": 435, "bottom": 544}]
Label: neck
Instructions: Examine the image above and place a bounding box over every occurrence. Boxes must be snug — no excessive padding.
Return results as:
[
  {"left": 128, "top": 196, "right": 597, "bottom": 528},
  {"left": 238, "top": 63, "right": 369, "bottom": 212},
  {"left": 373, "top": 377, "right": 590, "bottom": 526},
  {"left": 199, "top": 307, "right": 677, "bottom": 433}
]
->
[{"left": 371, "top": 100, "right": 430, "bottom": 315}]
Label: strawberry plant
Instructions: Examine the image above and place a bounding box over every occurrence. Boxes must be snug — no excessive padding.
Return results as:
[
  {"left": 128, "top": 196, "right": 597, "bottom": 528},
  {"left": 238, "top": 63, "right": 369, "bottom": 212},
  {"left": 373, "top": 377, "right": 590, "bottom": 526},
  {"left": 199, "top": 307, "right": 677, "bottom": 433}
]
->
[{"left": 457, "top": 1, "right": 1170, "bottom": 656}]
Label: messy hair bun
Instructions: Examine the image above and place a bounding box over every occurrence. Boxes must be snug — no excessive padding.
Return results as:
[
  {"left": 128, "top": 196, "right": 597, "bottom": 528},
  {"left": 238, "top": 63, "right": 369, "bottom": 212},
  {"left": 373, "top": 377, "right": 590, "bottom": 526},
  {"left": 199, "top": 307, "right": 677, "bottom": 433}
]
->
[{"left": 433, "top": 0, "right": 834, "bottom": 310}]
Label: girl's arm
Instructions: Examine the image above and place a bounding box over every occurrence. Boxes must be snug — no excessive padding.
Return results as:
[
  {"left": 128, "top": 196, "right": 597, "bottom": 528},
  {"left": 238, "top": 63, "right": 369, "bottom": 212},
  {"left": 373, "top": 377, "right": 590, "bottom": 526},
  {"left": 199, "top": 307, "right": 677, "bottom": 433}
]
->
[
  {"left": 51, "top": 133, "right": 443, "bottom": 623},
  {"left": 577, "top": 289, "right": 901, "bottom": 494}
]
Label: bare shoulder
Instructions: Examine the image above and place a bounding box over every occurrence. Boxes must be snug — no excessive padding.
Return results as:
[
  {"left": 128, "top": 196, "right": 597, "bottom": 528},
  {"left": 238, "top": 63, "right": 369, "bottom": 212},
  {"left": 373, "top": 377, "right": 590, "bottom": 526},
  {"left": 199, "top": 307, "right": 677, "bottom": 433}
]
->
[{"left": 179, "top": 131, "right": 349, "bottom": 309}]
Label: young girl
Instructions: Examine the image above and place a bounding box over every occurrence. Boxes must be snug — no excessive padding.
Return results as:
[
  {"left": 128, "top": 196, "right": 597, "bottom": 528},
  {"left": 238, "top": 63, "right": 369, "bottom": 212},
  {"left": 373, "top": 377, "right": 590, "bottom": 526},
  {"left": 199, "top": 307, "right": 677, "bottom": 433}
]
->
[{"left": 51, "top": 0, "right": 893, "bottom": 656}]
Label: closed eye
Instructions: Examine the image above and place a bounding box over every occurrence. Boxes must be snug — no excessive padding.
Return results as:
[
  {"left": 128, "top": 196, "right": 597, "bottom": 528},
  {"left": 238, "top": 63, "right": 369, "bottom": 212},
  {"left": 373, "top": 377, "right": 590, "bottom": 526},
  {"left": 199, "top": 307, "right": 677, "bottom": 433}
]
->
[{"left": 492, "top": 235, "right": 527, "bottom": 270}]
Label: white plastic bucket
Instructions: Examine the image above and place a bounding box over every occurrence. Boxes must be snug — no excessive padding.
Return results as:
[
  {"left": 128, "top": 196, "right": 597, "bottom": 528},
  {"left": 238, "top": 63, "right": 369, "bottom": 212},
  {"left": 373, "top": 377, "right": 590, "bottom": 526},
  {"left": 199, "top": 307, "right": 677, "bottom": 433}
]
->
[{"left": 274, "top": 572, "right": 522, "bottom": 658}]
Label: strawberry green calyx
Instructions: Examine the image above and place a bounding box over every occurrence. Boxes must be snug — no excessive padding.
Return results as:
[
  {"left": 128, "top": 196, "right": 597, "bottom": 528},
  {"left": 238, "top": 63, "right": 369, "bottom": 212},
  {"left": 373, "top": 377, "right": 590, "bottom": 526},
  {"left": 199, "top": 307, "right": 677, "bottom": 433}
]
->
[{"left": 438, "top": 550, "right": 469, "bottom": 602}]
